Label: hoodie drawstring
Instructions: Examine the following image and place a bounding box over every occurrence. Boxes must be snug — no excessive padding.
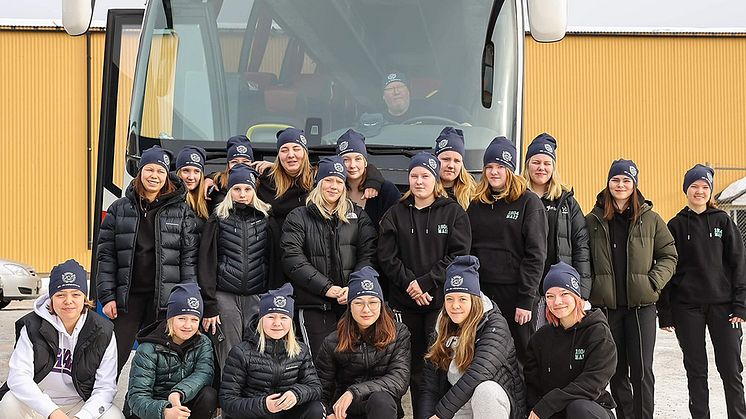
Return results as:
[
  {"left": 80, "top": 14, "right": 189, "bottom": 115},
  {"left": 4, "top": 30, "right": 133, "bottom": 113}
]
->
[
  {"left": 408, "top": 206, "right": 415, "bottom": 234},
  {"left": 425, "top": 207, "right": 432, "bottom": 235}
]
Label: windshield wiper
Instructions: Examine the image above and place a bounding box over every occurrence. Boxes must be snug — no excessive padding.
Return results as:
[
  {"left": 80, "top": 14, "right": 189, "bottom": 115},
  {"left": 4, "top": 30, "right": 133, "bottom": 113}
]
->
[{"left": 307, "top": 144, "right": 432, "bottom": 158}]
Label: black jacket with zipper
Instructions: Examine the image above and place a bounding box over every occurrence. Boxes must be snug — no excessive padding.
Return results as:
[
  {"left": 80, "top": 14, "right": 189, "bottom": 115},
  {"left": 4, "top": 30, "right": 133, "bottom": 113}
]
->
[
  {"left": 658, "top": 206, "right": 746, "bottom": 326},
  {"left": 281, "top": 201, "right": 377, "bottom": 310},
  {"left": 467, "top": 192, "right": 548, "bottom": 310},
  {"left": 198, "top": 203, "right": 270, "bottom": 318},
  {"left": 96, "top": 174, "right": 199, "bottom": 312},
  {"left": 377, "top": 196, "right": 472, "bottom": 312},
  {"left": 219, "top": 317, "right": 322, "bottom": 418},
  {"left": 525, "top": 308, "right": 617, "bottom": 418},
  {"left": 315, "top": 321, "right": 411, "bottom": 416}
]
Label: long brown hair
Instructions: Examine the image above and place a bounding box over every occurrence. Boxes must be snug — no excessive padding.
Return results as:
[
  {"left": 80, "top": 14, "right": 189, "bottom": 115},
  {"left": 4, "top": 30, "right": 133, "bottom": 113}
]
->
[
  {"left": 133, "top": 172, "right": 176, "bottom": 201},
  {"left": 425, "top": 295, "right": 485, "bottom": 372},
  {"left": 270, "top": 153, "right": 315, "bottom": 198},
  {"left": 602, "top": 186, "right": 641, "bottom": 224},
  {"left": 336, "top": 304, "right": 397, "bottom": 352},
  {"left": 451, "top": 167, "right": 477, "bottom": 210},
  {"left": 474, "top": 168, "right": 527, "bottom": 205},
  {"left": 181, "top": 168, "right": 209, "bottom": 219}
]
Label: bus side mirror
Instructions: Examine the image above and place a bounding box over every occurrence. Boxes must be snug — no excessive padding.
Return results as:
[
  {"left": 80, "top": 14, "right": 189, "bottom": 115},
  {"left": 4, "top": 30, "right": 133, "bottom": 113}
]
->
[
  {"left": 62, "top": 0, "right": 95, "bottom": 36},
  {"left": 526, "top": 0, "right": 567, "bottom": 43}
]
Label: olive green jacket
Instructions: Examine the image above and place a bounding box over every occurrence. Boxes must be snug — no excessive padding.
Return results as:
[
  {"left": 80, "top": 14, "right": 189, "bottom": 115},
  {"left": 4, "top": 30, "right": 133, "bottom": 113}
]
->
[{"left": 586, "top": 200, "right": 678, "bottom": 309}]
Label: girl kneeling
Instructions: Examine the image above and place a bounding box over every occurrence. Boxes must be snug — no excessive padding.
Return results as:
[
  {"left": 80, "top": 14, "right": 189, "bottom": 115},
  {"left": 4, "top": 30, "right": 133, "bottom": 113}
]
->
[
  {"left": 126, "top": 284, "right": 217, "bottom": 419},
  {"left": 421, "top": 256, "right": 526, "bottom": 419},
  {"left": 316, "top": 267, "right": 412, "bottom": 419},
  {"left": 220, "top": 284, "right": 324, "bottom": 419}
]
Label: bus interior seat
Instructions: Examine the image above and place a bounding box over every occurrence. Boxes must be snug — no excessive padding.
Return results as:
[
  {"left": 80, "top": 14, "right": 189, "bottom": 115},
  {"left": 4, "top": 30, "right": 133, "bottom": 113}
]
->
[{"left": 409, "top": 77, "right": 442, "bottom": 99}]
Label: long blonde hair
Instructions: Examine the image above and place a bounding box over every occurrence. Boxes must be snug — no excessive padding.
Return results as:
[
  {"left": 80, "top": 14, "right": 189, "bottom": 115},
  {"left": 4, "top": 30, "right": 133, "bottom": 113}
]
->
[
  {"left": 270, "top": 153, "right": 314, "bottom": 198},
  {"left": 451, "top": 167, "right": 477, "bottom": 210},
  {"left": 180, "top": 168, "right": 209, "bottom": 219},
  {"left": 306, "top": 182, "right": 351, "bottom": 223},
  {"left": 474, "top": 168, "right": 527, "bottom": 204},
  {"left": 215, "top": 186, "right": 271, "bottom": 219},
  {"left": 521, "top": 161, "right": 569, "bottom": 201},
  {"left": 257, "top": 319, "right": 301, "bottom": 358},
  {"left": 425, "top": 295, "right": 485, "bottom": 372}
]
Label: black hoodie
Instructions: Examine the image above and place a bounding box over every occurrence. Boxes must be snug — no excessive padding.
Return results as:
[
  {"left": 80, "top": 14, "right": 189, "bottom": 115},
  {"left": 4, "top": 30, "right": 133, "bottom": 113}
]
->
[
  {"left": 524, "top": 308, "right": 617, "bottom": 418},
  {"left": 658, "top": 206, "right": 746, "bottom": 326},
  {"left": 377, "top": 196, "right": 471, "bottom": 312},
  {"left": 467, "top": 191, "right": 548, "bottom": 310}
]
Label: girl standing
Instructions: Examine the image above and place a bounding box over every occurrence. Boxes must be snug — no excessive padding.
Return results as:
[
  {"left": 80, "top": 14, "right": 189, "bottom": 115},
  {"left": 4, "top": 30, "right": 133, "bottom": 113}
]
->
[
  {"left": 176, "top": 146, "right": 209, "bottom": 229},
  {"left": 586, "top": 159, "right": 677, "bottom": 419},
  {"left": 434, "top": 127, "right": 476, "bottom": 211}
]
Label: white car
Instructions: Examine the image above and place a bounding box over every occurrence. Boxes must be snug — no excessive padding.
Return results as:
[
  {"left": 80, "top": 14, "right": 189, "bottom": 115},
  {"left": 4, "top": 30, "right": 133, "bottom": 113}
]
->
[{"left": 0, "top": 259, "right": 41, "bottom": 309}]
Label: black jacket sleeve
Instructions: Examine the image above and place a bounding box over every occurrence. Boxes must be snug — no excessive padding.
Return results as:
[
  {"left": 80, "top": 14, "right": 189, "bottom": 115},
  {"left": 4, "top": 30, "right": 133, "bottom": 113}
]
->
[
  {"left": 348, "top": 325, "right": 412, "bottom": 400},
  {"left": 315, "top": 336, "right": 338, "bottom": 412},
  {"left": 531, "top": 332, "right": 617, "bottom": 418},
  {"left": 95, "top": 201, "right": 120, "bottom": 306},
  {"left": 417, "top": 210, "right": 472, "bottom": 293},
  {"left": 289, "top": 349, "right": 323, "bottom": 405},
  {"left": 724, "top": 217, "right": 746, "bottom": 319},
  {"left": 377, "top": 210, "right": 416, "bottom": 292},
  {"left": 353, "top": 209, "right": 378, "bottom": 272},
  {"left": 518, "top": 196, "right": 549, "bottom": 310},
  {"left": 362, "top": 164, "right": 385, "bottom": 192},
  {"left": 281, "top": 208, "right": 333, "bottom": 296},
  {"left": 569, "top": 197, "right": 592, "bottom": 299},
  {"left": 219, "top": 346, "right": 271, "bottom": 417},
  {"left": 198, "top": 215, "right": 220, "bottom": 318},
  {"left": 179, "top": 207, "right": 199, "bottom": 282}
]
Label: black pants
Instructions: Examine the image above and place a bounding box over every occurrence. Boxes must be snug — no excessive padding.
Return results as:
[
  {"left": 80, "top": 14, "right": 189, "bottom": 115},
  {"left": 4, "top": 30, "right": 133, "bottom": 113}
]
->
[
  {"left": 394, "top": 308, "right": 438, "bottom": 419},
  {"left": 673, "top": 302, "right": 746, "bottom": 419},
  {"left": 113, "top": 292, "right": 160, "bottom": 373},
  {"left": 547, "top": 399, "right": 616, "bottom": 419},
  {"left": 347, "top": 391, "right": 399, "bottom": 419},
  {"left": 296, "top": 307, "right": 345, "bottom": 359},
  {"left": 605, "top": 306, "right": 656, "bottom": 419},
  {"left": 482, "top": 283, "right": 535, "bottom": 366},
  {"left": 128, "top": 386, "right": 218, "bottom": 418}
]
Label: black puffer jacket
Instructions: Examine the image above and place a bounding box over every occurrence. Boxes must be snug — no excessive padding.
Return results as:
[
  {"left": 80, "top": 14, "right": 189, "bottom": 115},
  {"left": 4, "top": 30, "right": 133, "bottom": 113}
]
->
[
  {"left": 198, "top": 204, "right": 269, "bottom": 318},
  {"left": 420, "top": 298, "right": 526, "bottom": 419},
  {"left": 219, "top": 317, "right": 322, "bottom": 418},
  {"left": 96, "top": 175, "right": 198, "bottom": 312},
  {"left": 551, "top": 190, "right": 592, "bottom": 299},
  {"left": 281, "top": 202, "right": 377, "bottom": 310},
  {"left": 315, "top": 321, "right": 411, "bottom": 416}
]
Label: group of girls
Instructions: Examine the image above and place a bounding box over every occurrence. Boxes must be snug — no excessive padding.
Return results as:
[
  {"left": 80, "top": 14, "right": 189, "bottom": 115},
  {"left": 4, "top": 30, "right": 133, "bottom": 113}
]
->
[{"left": 3, "top": 121, "right": 742, "bottom": 419}]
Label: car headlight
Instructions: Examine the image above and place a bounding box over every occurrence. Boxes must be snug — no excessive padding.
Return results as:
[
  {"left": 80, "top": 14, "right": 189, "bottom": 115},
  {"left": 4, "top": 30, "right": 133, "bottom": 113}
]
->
[{"left": 4, "top": 264, "right": 30, "bottom": 276}]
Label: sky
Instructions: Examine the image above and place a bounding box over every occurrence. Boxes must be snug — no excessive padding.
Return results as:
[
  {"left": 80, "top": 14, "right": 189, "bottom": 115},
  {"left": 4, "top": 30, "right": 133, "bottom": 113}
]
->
[{"left": 3, "top": 0, "right": 746, "bottom": 31}]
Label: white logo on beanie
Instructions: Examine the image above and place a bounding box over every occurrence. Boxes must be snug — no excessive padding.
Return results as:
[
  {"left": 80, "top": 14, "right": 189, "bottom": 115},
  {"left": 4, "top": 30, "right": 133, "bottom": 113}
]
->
[
  {"left": 502, "top": 151, "right": 512, "bottom": 162},
  {"left": 163, "top": 154, "right": 170, "bottom": 166},
  {"left": 190, "top": 153, "right": 201, "bottom": 162},
  {"left": 187, "top": 297, "right": 200, "bottom": 309},
  {"left": 544, "top": 144, "right": 553, "bottom": 152},
  {"left": 706, "top": 172, "right": 713, "bottom": 183},
  {"left": 570, "top": 277, "right": 579, "bottom": 290},
  {"left": 438, "top": 139, "right": 449, "bottom": 149},
  {"left": 236, "top": 145, "right": 248, "bottom": 154},
  {"left": 249, "top": 173, "right": 255, "bottom": 183},
  {"left": 334, "top": 163, "right": 345, "bottom": 173},
  {"left": 299, "top": 135, "right": 307, "bottom": 145},
  {"left": 629, "top": 165, "right": 638, "bottom": 177},
  {"left": 274, "top": 296, "right": 287, "bottom": 308},
  {"left": 428, "top": 158, "right": 437, "bottom": 170},
  {"left": 61, "top": 272, "right": 76, "bottom": 284},
  {"left": 339, "top": 141, "right": 349, "bottom": 151},
  {"left": 450, "top": 275, "right": 464, "bottom": 287},
  {"left": 388, "top": 73, "right": 397, "bottom": 81},
  {"left": 361, "top": 280, "right": 375, "bottom": 291}
]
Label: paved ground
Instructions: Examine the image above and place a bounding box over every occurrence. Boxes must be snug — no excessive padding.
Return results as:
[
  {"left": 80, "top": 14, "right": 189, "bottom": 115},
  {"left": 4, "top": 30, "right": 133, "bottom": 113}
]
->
[{"left": 0, "top": 300, "right": 742, "bottom": 418}]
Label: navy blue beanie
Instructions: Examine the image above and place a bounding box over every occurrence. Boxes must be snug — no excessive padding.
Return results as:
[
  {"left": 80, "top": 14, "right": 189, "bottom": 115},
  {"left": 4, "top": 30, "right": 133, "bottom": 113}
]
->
[
  {"left": 434, "top": 127, "right": 465, "bottom": 157},
  {"left": 383, "top": 71, "right": 408, "bottom": 88},
  {"left": 139, "top": 146, "right": 173, "bottom": 171},
  {"left": 482, "top": 137, "right": 516, "bottom": 171},
  {"left": 227, "top": 135, "right": 254, "bottom": 162},
  {"left": 49, "top": 259, "right": 88, "bottom": 296},
  {"left": 276, "top": 127, "right": 308, "bottom": 150},
  {"left": 347, "top": 266, "right": 384, "bottom": 303},
  {"left": 409, "top": 151, "right": 440, "bottom": 177},
  {"left": 176, "top": 146, "right": 206, "bottom": 171},
  {"left": 167, "top": 283, "right": 204, "bottom": 319},
  {"left": 259, "top": 283, "right": 295, "bottom": 318},
  {"left": 315, "top": 156, "right": 347, "bottom": 183},
  {"left": 543, "top": 262, "right": 582, "bottom": 297},
  {"left": 683, "top": 164, "right": 714, "bottom": 194},
  {"left": 608, "top": 159, "right": 639, "bottom": 185},
  {"left": 228, "top": 164, "right": 258, "bottom": 190},
  {"left": 444, "top": 255, "right": 481, "bottom": 297},
  {"left": 525, "top": 133, "right": 557, "bottom": 162},
  {"left": 336, "top": 129, "right": 368, "bottom": 158}
]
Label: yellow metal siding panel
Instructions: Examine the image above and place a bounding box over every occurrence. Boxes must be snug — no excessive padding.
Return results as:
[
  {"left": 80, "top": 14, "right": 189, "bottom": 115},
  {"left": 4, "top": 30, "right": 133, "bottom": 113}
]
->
[{"left": 524, "top": 35, "right": 746, "bottom": 221}]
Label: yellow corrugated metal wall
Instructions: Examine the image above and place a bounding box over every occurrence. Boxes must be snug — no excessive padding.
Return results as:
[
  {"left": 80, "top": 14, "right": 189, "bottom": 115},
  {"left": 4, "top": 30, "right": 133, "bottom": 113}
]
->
[{"left": 524, "top": 34, "right": 746, "bottom": 221}]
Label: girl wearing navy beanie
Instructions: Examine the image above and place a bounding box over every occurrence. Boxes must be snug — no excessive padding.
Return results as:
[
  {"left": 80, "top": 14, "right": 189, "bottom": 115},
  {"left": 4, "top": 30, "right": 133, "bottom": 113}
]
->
[
  {"left": 467, "top": 137, "right": 548, "bottom": 365},
  {"left": 207, "top": 135, "right": 254, "bottom": 214},
  {"left": 586, "top": 159, "right": 677, "bottom": 419},
  {"left": 434, "top": 126, "right": 477, "bottom": 211},
  {"left": 657, "top": 164, "right": 746, "bottom": 418},
  {"left": 175, "top": 145, "right": 209, "bottom": 229}
]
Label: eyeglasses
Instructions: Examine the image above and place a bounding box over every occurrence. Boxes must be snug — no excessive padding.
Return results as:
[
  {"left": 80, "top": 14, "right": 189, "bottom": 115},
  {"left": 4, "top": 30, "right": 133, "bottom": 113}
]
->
[{"left": 351, "top": 300, "right": 381, "bottom": 310}]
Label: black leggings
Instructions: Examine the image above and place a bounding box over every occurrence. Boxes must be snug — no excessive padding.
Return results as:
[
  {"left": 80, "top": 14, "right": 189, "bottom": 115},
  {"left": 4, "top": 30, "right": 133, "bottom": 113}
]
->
[
  {"left": 226, "top": 400, "right": 326, "bottom": 419},
  {"left": 346, "top": 391, "right": 399, "bottom": 419},
  {"left": 547, "top": 399, "right": 616, "bottom": 419},
  {"left": 393, "top": 308, "right": 438, "bottom": 419},
  {"left": 127, "top": 386, "right": 218, "bottom": 419},
  {"left": 113, "top": 292, "right": 160, "bottom": 373}
]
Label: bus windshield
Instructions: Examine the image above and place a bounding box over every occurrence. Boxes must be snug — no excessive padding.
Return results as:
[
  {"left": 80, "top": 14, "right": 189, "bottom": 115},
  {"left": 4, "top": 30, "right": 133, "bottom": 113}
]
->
[{"left": 131, "top": 0, "right": 518, "bottom": 164}]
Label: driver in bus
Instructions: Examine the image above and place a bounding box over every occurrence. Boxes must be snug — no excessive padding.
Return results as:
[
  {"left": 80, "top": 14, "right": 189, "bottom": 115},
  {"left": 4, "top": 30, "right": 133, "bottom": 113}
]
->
[{"left": 380, "top": 71, "right": 468, "bottom": 125}]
